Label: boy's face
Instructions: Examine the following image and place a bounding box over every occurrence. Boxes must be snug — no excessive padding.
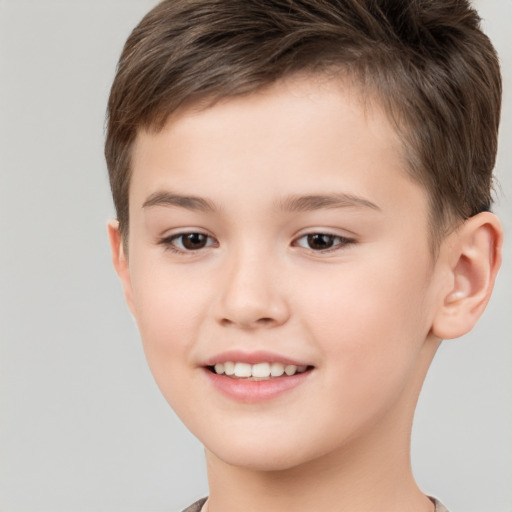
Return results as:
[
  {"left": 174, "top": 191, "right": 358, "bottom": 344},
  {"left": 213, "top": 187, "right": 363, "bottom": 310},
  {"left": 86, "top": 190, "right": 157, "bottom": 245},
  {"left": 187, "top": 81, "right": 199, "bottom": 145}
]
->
[{"left": 114, "top": 76, "right": 443, "bottom": 471}]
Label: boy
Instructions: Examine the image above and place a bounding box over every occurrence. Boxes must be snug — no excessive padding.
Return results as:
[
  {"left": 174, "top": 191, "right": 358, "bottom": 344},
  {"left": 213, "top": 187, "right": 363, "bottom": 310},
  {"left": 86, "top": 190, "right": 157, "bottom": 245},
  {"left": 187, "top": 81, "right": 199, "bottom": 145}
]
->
[{"left": 105, "top": 1, "right": 503, "bottom": 511}]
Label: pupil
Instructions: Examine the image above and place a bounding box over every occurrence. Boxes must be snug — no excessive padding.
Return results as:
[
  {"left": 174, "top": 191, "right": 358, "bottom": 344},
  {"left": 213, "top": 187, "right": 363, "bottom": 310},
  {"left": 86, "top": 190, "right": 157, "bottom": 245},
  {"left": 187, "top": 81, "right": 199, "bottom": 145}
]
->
[
  {"left": 307, "top": 234, "right": 334, "bottom": 250},
  {"left": 183, "top": 233, "right": 207, "bottom": 250}
]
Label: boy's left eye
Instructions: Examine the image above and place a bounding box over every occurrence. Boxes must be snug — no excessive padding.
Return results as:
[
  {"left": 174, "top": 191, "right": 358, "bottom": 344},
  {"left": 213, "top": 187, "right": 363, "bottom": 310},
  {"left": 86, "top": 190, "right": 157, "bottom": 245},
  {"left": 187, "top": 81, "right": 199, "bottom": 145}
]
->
[{"left": 294, "top": 233, "right": 354, "bottom": 251}]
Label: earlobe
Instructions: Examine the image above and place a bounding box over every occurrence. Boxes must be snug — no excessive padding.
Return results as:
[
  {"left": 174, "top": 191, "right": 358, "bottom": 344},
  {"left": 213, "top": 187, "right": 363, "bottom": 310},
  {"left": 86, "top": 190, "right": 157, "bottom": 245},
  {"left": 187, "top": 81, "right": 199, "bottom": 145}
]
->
[
  {"left": 107, "top": 220, "right": 136, "bottom": 315},
  {"left": 431, "top": 212, "right": 503, "bottom": 340}
]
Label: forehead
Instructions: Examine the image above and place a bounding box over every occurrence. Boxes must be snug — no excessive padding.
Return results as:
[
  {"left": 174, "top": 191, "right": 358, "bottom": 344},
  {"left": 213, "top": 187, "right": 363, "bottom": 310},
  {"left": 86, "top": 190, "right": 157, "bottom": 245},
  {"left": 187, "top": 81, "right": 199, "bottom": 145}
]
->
[{"left": 129, "top": 75, "right": 425, "bottom": 220}]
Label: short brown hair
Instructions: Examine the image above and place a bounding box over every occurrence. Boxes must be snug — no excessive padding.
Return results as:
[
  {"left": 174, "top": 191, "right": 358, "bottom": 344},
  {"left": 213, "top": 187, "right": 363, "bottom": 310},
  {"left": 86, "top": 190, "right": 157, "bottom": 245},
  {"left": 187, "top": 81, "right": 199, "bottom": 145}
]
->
[{"left": 105, "top": 0, "right": 501, "bottom": 249}]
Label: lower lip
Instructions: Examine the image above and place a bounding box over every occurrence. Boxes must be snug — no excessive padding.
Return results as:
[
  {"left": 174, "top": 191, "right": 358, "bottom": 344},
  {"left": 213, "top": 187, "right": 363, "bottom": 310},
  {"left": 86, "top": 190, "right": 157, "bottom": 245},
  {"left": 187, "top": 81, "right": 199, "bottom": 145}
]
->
[{"left": 203, "top": 368, "right": 312, "bottom": 403}]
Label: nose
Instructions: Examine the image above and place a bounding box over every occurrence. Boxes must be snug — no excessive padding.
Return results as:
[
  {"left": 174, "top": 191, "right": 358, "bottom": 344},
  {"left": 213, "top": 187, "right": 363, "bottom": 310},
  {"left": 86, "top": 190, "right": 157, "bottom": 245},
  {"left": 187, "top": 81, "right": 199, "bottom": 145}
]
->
[{"left": 214, "top": 249, "right": 290, "bottom": 329}]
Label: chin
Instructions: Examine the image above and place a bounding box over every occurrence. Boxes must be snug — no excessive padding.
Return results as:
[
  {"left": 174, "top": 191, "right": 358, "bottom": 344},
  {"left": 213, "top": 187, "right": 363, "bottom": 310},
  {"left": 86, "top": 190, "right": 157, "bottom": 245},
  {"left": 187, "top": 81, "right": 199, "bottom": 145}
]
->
[{"left": 201, "top": 427, "right": 334, "bottom": 473}]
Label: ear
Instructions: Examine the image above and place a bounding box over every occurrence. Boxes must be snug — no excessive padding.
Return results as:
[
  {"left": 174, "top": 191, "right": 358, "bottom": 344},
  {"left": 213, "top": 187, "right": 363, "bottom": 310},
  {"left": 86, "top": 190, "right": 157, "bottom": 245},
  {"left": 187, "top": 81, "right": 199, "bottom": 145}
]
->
[
  {"left": 432, "top": 212, "right": 503, "bottom": 340},
  {"left": 107, "top": 220, "right": 136, "bottom": 315}
]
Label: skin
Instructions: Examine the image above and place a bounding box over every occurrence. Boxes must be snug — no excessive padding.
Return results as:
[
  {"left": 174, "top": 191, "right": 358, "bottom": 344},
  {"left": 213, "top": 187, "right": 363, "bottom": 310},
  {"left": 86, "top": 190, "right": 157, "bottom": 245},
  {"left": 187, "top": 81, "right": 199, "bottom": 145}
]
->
[{"left": 109, "top": 76, "right": 502, "bottom": 512}]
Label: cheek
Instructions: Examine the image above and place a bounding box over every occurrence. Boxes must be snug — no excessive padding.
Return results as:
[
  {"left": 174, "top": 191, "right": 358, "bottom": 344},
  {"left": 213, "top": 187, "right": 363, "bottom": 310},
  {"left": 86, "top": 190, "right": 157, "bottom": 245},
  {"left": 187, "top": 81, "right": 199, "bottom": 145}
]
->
[
  {"left": 300, "top": 251, "right": 432, "bottom": 392},
  {"left": 305, "top": 258, "right": 427, "bottom": 337},
  {"left": 129, "top": 262, "right": 207, "bottom": 387}
]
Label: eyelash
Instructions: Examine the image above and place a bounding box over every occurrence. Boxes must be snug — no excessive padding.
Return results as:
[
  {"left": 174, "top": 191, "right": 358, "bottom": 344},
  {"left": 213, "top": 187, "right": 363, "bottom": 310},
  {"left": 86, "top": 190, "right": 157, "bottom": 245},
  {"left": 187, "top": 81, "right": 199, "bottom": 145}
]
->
[
  {"left": 293, "top": 233, "right": 355, "bottom": 253},
  {"left": 158, "top": 232, "right": 355, "bottom": 254}
]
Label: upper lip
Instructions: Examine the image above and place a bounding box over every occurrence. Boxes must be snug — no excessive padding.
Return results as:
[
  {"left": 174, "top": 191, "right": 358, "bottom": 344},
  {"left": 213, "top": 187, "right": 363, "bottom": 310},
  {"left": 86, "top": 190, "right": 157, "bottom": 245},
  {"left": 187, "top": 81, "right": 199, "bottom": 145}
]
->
[{"left": 201, "top": 349, "right": 312, "bottom": 367}]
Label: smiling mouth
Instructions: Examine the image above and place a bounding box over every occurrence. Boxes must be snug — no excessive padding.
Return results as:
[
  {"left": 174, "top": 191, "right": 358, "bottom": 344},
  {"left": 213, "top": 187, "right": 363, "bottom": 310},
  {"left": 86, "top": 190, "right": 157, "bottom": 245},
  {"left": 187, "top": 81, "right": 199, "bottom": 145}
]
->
[{"left": 207, "top": 362, "right": 313, "bottom": 381}]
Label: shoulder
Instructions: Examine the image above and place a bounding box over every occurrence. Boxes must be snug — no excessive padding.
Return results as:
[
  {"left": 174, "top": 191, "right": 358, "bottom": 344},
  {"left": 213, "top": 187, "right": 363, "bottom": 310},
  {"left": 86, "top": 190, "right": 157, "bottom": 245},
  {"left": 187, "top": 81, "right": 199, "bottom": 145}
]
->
[
  {"left": 431, "top": 497, "right": 450, "bottom": 512},
  {"left": 181, "top": 497, "right": 207, "bottom": 512}
]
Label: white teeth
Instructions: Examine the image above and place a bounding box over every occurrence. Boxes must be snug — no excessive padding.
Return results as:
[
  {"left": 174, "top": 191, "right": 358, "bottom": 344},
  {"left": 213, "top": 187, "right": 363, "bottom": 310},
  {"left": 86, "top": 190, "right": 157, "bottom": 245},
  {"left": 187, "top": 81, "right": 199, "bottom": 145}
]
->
[
  {"left": 234, "top": 362, "right": 252, "bottom": 378},
  {"left": 224, "top": 361, "right": 235, "bottom": 375},
  {"left": 270, "top": 362, "right": 285, "bottom": 377},
  {"left": 212, "top": 361, "right": 308, "bottom": 379},
  {"left": 252, "top": 362, "right": 271, "bottom": 378},
  {"left": 284, "top": 364, "right": 297, "bottom": 376}
]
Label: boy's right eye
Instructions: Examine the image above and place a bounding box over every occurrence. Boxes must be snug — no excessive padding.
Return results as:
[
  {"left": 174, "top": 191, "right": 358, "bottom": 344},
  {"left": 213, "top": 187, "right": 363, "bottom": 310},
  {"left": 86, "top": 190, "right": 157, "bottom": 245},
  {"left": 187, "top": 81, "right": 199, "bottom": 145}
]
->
[{"left": 160, "top": 232, "right": 218, "bottom": 252}]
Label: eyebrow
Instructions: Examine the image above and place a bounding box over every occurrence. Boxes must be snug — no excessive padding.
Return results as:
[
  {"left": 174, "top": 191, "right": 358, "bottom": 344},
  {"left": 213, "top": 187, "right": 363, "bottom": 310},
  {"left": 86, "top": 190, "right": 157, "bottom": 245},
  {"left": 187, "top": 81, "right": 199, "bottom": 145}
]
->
[
  {"left": 142, "top": 191, "right": 216, "bottom": 212},
  {"left": 277, "top": 193, "right": 381, "bottom": 212}
]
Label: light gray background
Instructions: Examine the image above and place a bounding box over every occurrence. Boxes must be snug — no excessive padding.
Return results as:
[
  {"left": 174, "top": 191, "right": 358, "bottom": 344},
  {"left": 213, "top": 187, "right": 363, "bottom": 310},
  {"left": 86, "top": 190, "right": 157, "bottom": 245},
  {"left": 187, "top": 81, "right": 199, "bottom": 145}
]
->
[{"left": 0, "top": 1, "right": 510, "bottom": 511}]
